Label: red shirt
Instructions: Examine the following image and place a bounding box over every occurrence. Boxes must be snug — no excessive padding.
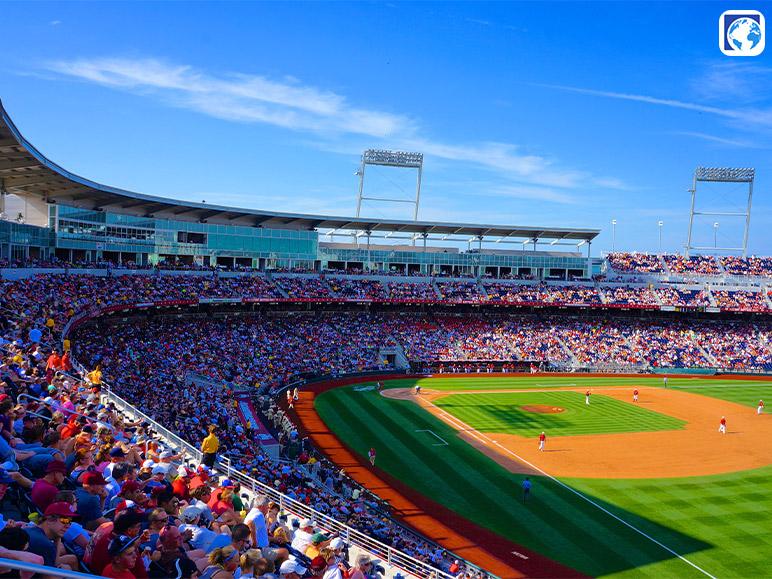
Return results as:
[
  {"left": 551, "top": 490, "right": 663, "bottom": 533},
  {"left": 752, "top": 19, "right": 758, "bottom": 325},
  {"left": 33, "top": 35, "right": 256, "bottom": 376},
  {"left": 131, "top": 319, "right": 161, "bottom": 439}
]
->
[
  {"left": 586, "top": 391, "right": 590, "bottom": 396},
  {"left": 46, "top": 353, "right": 61, "bottom": 370},
  {"left": 760, "top": 401, "right": 765, "bottom": 407},
  {"left": 720, "top": 418, "right": 727, "bottom": 425},
  {"left": 634, "top": 390, "right": 638, "bottom": 395},
  {"left": 172, "top": 477, "right": 190, "bottom": 501},
  {"left": 539, "top": 433, "right": 546, "bottom": 442},
  {"left": 102, "top": 565, "right": 136, "bottom": 579}
]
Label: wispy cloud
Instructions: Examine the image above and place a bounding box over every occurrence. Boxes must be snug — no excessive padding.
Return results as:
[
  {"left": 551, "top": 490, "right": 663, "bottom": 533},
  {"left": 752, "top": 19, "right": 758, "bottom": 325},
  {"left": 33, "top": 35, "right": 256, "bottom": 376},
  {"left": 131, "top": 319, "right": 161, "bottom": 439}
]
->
[
  {"left": 690, "top": 61, "right": 772, "bottom": 105},
  {"left": 670, "top": 130, "right": 755, "bottom": 148},
  {"left": 42, "top": 56, "right": 627, "bottom": 192},
  {"left": 535, "top": 82, "right": 772, "bottom": 128}
]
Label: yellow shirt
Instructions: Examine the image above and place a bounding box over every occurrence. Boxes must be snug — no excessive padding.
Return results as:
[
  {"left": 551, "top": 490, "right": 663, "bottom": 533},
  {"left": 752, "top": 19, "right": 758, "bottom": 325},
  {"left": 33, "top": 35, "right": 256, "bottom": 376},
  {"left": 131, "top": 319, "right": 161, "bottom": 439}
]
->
[
  {"left": 87, "top": 369, "right": 102, "bottom": 385},
  {"left": 201, "top": 433, "right": 220, "bottom": 454},
  {"left": 305, "top": 545, "right": 321, "bottom": 560},
  {"left": 63, "top": 339, "right": 71, "bottom": 352}
]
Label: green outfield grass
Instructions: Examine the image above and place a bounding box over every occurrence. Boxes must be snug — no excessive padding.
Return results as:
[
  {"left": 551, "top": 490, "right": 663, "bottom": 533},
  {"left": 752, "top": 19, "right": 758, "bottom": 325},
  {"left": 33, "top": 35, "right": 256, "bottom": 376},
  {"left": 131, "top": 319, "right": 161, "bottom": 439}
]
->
[
  {"left": 673, "top": 382, "right": 771, "bottom": 409},
  {"left": 434, "top": 391, "right": 685, "bottom": 436},
  {"left": 315, "top": 376, "right": 772, "bottom": 578}
]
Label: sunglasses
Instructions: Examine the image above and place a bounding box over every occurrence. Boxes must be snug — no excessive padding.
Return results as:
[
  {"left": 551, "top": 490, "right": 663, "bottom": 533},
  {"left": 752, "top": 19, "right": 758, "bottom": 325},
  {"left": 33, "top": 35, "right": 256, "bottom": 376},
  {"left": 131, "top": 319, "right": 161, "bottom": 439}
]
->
[{"left": 58, "top": 517, "right": 73, "bottom": 525}]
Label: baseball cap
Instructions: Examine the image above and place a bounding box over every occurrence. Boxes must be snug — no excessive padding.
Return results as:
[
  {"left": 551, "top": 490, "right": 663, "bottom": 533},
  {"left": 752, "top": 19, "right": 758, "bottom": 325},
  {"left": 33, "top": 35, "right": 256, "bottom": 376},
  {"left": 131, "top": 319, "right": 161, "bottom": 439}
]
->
[
  {"left": 81, "top": 471, "right": 107, "bottom": 486},
  {"left": 330, "top": 537, "right": 345, "bottom": 550},
  {"left": 279, "top": 560, "right": 307, "bottom": 576},
  {"left": 151, "top": 465, "right": 167, "bottom": 476},
  {"left": 181, "top": 505, "right": 202, "bottom": 523},
  {"left": 300, "top": 518, "right": 314, "bottom": 528},
  {"left": 159, "top": 450, "right": 173, "bottom": 459},
  {"left": 120, "top": 480, "right": 141, "bottom": 494},
  {"left": 310, "top": 532, "right": 328, "bottom": 544},
  {"left": 108, "top": 534, "right": 139, "bottom": 557},
  {"left": 142, "top": 459, "right": 156, "bottom": 469},
  {"left": 44, "top": 502, "right": 78, "bottom": 518},
  {"left": 114, "top": 500, "right": 136, "bottom": 513},
  {"left": 45, "top": 460, "right": 67, "bottom": 474},
  {"left": 109, "top": 447, "right": 126, "bottom": 458},
  {"left": 220, "top": 478, "right": 235, "bottom": 488}
]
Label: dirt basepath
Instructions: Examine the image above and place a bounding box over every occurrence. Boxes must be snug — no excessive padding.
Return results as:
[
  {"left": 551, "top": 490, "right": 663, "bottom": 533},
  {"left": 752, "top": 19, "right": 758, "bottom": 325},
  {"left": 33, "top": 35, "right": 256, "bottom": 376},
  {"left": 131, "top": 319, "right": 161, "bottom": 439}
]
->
[
  {"left": 384, "top": 386, "right": 772, "bottom": 479},
  {"left": 288, "top": 375, "right": 584, "bottom": 579}
]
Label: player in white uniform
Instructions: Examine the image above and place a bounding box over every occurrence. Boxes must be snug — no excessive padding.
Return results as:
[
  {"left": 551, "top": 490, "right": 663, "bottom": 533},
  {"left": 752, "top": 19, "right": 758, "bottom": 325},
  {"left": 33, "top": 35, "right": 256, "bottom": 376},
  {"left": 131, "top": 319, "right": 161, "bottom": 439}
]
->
[{"left": 758, "top": 400, "right": 765, "bottom": 415}]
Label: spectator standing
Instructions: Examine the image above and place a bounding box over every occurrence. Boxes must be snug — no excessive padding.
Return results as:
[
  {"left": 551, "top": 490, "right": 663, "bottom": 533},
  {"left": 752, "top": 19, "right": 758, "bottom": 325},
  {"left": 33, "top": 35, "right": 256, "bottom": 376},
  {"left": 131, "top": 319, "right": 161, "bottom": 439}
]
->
[{"left": 201, "top": 426, "right": 219, "bottom": 469}]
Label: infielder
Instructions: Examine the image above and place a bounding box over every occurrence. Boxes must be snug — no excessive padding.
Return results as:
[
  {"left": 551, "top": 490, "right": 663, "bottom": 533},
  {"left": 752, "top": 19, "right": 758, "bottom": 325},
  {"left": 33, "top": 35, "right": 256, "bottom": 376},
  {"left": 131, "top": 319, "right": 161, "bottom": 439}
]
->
[
  {"left": 414, "top": 384, "right": 421, "bottom": 395},
  {"left": 663, "top": 376, "right": 668, "bottom": 387},
  {"left": 368, "top": 447, "right": 377, "bottom": 466},
  {"left": 585, "top": 390, "right": 591, "bottom": 405},
  {"left": 633, "top": 389, "right": 639, "bottom": 403},
  {"left": 758, "top": 400, "right": 764, "bottom": 415},
  {"left": 538, "top": 431, "right": 546, "bottom": 451},
  {"left": 718, "top": 416, "right": 727, "bottom": 434}
]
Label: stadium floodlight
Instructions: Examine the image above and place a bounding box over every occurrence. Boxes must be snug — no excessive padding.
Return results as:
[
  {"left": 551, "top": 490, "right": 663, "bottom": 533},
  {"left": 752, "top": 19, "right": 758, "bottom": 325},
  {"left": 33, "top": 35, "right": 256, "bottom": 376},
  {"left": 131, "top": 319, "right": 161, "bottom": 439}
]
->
[
  {"left": 694, "top": 167, "right": 754, "bottom": 182},
  {"left": 686, "top": 166, "right": 755, "bottom": 257},
  {"left": 355, "top": 149, "right": 424, "bottom": 243}
]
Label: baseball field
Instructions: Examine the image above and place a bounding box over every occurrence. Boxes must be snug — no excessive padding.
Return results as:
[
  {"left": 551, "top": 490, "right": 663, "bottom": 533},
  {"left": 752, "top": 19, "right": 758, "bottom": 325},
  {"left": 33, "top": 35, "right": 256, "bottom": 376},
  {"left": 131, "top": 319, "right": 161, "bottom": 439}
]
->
[{"left": 304, "top": 375, "right": 772, "bottom": 578}]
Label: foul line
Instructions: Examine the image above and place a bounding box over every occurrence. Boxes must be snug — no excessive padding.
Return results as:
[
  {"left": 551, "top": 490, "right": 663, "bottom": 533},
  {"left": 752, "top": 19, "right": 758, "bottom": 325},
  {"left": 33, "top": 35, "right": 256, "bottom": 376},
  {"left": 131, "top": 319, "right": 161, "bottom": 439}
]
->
[
  {"left": 423, "top": 399, "right": 717, "bottom": 579},
  {"left": 415, "top": 429, "right": 449, "bottom": 446}
]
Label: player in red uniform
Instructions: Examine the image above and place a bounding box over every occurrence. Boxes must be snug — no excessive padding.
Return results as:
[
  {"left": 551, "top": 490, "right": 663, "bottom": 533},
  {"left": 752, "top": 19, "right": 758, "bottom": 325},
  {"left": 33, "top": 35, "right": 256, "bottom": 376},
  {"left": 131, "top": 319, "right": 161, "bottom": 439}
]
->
[
  {"left": 633, "top": 389, "right": 639, "bottom": 403},
  {"left": 758, "top": 400, "right": 765, "bottom": 415},
  {"left": 585, "top": 390, "right": 591, "bottom": 405},
  {"left": 718, "top": 416, "right": 727, "bottom": 434},
  {"left": 538, "top": 431, "right": 546, "bottom": 451}
]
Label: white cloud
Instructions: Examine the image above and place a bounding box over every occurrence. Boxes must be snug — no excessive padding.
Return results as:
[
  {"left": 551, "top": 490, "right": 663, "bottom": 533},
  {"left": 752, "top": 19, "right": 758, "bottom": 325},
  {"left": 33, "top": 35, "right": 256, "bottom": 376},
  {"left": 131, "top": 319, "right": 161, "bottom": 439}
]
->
[
  {"left": 535, "top": 82, "right": 772, "bottom": 129},
  {"left": 670, "top": 131, "right": 755, "bottom": 148},
  {"left": 690, "top": 62, "right": 772, "bottom": 105},
  {"left": 42, "top": 56, "right": 627, "bottom": 192},
  {"left": 46, "top": 57, "right": 412, "bottom": 139}
]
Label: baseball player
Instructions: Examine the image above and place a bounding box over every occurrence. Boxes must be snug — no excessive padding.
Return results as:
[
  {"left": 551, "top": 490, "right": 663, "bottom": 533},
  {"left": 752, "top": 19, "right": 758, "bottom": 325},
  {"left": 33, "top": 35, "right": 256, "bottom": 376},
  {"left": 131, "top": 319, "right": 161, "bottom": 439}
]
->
[
  {"left": 718, "top": 416, "right": 727, "bottom": 434},
  {"left": 758, "top": 400, "right": 764, "bottom": 415},
  {"left": 368, "top": 447, "right": 376, "bottom": 466},
  {"left": 414, "top": 384, "right": 421, "bottom": 395},
  {"left": 538, "top": 431, "right": 546, "bottom": 451},
  {"left": 522, "top": 477, "right": 532, "bottom": 502},
  {"left": 633, "top": 389, "right": 639, "bottom": 403},
  {"left": 585, "top": 390, "right": 591, "bottom": 405},
  {"left": 663, "top": 376, "right": 668, "bottom": 387},
  {"left": 286, "top": 389, "right": 294, "bottom": 409}
]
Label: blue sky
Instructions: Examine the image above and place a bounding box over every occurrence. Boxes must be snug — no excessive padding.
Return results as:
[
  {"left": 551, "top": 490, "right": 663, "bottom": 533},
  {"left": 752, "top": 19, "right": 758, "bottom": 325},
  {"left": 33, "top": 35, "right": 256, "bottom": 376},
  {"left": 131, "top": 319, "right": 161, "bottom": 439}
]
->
[{"left": 1, "top": 1, "right": 771, "bottom": 255}]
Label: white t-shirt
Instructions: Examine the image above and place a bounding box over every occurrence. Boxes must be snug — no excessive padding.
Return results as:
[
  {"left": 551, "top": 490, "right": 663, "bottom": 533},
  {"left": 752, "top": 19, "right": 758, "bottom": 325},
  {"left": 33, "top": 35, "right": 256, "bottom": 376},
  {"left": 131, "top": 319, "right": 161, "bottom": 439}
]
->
[
  {"left": 290, "top": 529, "right": 313, "bottom": 553},
  {"left": 323, "top": 565, "right": 343, "bottom": 579}
]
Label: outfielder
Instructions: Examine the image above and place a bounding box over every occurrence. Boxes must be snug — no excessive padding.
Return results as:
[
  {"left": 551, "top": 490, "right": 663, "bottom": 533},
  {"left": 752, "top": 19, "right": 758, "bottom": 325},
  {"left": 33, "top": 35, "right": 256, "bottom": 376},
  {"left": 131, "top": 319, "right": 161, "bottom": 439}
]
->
[
  {"left": 538, "top": 431, "right": 546, "bottom": 451},
  {"left": 758, "top": 400, "right": 764, "bottom": 415},
  {"left": 718, "top": 416, "right": 727, "bottom": 434}
]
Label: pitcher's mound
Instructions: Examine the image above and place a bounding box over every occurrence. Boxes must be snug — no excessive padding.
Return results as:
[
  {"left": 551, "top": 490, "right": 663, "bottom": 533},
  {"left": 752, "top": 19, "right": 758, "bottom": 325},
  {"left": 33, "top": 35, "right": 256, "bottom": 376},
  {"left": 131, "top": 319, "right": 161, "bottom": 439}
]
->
[{"left": 521, "top": 404, "right": 565, "bottom": 414}]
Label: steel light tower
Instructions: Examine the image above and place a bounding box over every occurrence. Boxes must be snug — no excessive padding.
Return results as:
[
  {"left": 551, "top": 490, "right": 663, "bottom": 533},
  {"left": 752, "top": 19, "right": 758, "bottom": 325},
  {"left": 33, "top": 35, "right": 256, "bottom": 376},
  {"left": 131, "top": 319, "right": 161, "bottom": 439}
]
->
[
  {"left": 658, "top": 220, "right": 664, "bottom": 253},
  {"left": 685, "top": 167, "right": 755, "bottom": 257},
  {"left": 355, "top": 149, "right": 424, "bottom": 221},
  {"left": 611, "top": 219, "right": 617, "bottom": 251}
]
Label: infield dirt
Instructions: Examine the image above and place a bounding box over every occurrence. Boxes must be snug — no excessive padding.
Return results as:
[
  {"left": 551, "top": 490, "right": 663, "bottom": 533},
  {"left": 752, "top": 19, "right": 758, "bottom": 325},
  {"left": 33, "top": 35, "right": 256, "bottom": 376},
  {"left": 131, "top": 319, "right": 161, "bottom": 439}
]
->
[{"left": 383, "top": 386, "right": 772, "bottom": 478}]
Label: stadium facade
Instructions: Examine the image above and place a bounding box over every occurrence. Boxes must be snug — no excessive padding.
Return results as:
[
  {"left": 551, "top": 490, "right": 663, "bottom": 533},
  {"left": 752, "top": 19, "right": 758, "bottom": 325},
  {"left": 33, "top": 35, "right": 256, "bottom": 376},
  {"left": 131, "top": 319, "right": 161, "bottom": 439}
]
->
[{"left": 0, "top": 99, "right": 600, "bottom": 278}]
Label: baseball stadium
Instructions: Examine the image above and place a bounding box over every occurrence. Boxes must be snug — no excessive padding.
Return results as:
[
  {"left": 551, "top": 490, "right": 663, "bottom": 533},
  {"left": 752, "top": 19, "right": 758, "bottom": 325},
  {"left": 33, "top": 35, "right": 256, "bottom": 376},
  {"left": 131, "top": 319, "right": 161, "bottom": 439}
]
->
[{"left": 0, "top": 90, "right": 770, "bottom": 579}]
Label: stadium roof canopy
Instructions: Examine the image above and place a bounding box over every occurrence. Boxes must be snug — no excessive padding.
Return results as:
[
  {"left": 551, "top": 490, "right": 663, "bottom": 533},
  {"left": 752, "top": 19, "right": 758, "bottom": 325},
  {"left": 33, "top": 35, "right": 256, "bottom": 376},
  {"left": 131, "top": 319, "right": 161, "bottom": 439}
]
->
[{"left": 0, "top": 100, "right": 599, "bottom": 243}]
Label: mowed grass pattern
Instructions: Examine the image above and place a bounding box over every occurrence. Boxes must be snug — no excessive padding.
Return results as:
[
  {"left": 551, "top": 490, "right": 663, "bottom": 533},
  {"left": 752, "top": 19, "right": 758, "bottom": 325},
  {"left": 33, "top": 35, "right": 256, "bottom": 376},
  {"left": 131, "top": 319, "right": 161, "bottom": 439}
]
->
[
  {"left": 315, "top": 376, "right": 772, "bottom": 578},
  {"left": 434, "top": 391, "right": 685, "bottom": 436}
]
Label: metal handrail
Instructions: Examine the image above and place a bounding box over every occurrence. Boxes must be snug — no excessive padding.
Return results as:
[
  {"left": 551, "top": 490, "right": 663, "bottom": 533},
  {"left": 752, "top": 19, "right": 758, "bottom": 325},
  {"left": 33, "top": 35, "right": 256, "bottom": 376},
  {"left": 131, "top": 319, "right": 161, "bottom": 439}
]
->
[
  {"left": 0, "top": 557, "right": 99, "bottom": 579},
  {"left": 98, "top": 383, "right": 456, "bottom": 579},
  {"left": 15, "top": 394, "right": 114, "bottom": 430}
]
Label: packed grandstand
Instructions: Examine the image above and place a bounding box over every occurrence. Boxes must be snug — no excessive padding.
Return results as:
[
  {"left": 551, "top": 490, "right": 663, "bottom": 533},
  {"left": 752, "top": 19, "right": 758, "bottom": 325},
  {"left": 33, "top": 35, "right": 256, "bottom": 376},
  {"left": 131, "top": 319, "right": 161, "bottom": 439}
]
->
[{"left": 1, "top": 97, "right": 771, "bottom": 578}]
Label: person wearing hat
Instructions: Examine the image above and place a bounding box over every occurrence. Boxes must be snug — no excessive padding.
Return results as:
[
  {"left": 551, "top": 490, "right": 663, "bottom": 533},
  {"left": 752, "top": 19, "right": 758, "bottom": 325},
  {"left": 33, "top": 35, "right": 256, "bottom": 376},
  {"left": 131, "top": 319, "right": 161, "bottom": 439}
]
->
[
  {"left": 84, "top": 509, "right": 149, "bottom": 578},
  {"left": 103, "top": 446, "right": 128, "bottom": 479},
  {"left": 329, "top": 537, "right": 348, "bottom": 568},
  {"left": 30, "top": 459, "right": 66, "bottom": 511},
  {"left": 75, "top": 470, "right": 109, "bottom": 530},
  {"left": 346, "top": 554, "right": 374, "bottom": 579},
  {"left": 290, "top": 518, "right": 316, "bottom": 554},
  {"left": 103, "top": 534, "right": 140, "bottom": 579},
  {"left": 172, "top": 465, "right": 193, "bottom": 502},
  {"left": 24, "top": 501, "right": 79, "bottom": 571},
  {"left": 178, "top": 505, "right": 229, "bottom": 554},
  {"left": 304, "top": 532, "right": 331, "bottom": 560},
  {"left": 200, "top": 425, "right": 219, "bottom": 469},
  {"left": 279, "top": 558, "right": 307, "bottom": 579}
]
